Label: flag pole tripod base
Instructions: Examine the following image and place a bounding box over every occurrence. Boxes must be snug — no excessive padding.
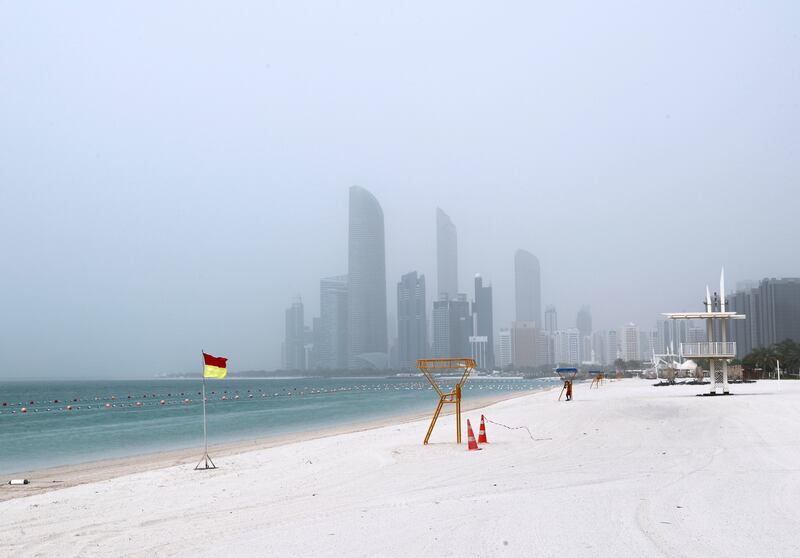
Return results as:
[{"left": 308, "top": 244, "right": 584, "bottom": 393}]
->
[{"left": 194, "top": 453, "right": 217, "bottom": 470}]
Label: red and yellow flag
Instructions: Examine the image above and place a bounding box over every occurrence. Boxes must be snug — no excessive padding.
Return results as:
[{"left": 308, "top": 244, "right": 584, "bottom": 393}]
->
[{"left": 203, "top": 352, "right": 228, "bottom": 379}]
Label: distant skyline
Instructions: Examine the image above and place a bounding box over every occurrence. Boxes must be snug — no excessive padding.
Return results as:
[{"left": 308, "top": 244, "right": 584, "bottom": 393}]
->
[{"left": 2, "top": 2, "right": 799, "bottom": 377}]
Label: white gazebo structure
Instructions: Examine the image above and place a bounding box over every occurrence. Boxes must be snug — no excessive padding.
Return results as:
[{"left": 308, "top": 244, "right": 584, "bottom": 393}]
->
[{"left": 663, "top": 269, "right": 746, "bottom": 395}]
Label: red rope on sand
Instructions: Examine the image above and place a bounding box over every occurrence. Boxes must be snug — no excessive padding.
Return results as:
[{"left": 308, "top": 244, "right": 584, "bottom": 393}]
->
[{"left": 483, "top": 418, "right": 552, "bottom": 441}]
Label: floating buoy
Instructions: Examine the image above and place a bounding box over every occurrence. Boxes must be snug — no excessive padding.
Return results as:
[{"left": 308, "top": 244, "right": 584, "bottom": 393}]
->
[
  {"left": 183, "top": 399, "right": 190, "bottom": 404},
  {"left": 135, "top": 401, "right": 142, "bottom": 407},
  {"left": 21, "top": 407, "right": 27, "bottom": 413},
  {"left": 105, "top": 403, "right": 112, "bottom": 409},
  {"left": 160, "top": 400, "right": 165, "bottom": 405},
  {"left": 67, "top": 405, "right": 73, "bottom": 411}
]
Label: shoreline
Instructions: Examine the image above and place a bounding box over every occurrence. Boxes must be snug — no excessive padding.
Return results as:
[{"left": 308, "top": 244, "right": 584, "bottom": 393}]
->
[{"left": 0, "top": 386, "right": 552, "bottom": 502}]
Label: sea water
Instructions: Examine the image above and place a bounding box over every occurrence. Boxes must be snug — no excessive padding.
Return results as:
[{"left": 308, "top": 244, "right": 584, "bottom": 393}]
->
[{"left": 0, "top": 377, "right": 558, "bottom": 474}]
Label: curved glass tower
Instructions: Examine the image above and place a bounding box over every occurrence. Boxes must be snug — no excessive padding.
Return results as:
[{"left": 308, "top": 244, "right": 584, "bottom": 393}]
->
[
  {"left": 347, "top": 186, "right": 388, "bottom": 369},
  {"left": 515, "top": 249, "right": 542, "bottom": 327}
]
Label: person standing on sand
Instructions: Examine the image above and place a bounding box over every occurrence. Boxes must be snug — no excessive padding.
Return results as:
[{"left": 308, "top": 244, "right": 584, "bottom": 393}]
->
[{"left": 565, "top": 380, "right": 573, "bottom": 401}]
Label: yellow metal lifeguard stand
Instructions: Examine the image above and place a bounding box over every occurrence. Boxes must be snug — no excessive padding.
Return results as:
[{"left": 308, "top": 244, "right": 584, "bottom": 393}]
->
[{"left": 417, "top": 358, "right": 476, "bottom": 445}]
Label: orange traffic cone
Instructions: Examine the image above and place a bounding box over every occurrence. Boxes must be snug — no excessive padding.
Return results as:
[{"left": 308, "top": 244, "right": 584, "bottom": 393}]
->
[
  {"left": 478, "top": 415, "right": 488, "bottom": 444},
  {"left": 466, "top": 419, "right": 481, "bottom": 451}
]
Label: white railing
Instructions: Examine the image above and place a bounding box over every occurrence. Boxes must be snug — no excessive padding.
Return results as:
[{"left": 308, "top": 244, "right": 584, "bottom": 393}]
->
[{"left": 680, "top": 342, "right": 736, "bottom": 358}]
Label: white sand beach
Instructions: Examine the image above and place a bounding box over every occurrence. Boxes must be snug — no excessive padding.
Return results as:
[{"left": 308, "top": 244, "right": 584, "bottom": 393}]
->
[{"left": 2, "top": 378, "right": 799, "bottom": 557}]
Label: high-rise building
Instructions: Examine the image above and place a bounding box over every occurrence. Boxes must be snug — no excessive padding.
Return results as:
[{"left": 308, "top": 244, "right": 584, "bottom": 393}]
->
[
  {"left": 576, "top": 306, "right": 592, "bottom": 338},
  {"left": 284, "top": 297, "right": 306, "bottom": 370},
  {"left": 307, "top": 318, "right": 322, "bottom": 369},
  {"left": 511, "top": 321, "right": 538, "bottom": 368},
  {"left": 397, "top": 272, "right": 428, "bottom": 369},
  {"left": 431, "top": 293, "right": 472, "bottom": 358},
  {"left": 319, "top": 275, "right": 348, "bottom": 369},
  {"left": 534, "top": 329, "right": 551, "bottom": 366},
  {"left": 347, "top": 186, "right": 388, "bottom": 369},
  {"left": 592, "top": 330, "right": 608, "bottom": 365},
  {"left": 655, "top": 320, "right": 669, "bottom": 355},
  {"left": 606, "top": 329, "right": 619, "bottom": 364},
  {"left": 725, "top": 277, "right": 800, "bottom": 359},
  {"left": 449, "top": 294, "right": 472, "bottom": 358},
  {"left": 687, "top": 325, "right": 707, "bottom": 344},
  {"left": 553, "top": 328, "right": 581, "bottom": 365},
  {"left": 472, "top": 274, "right": 494, "bottom": 369},
  {"left": 729, "top": 286, "right": 761, "bottom": 358},
  {"left": 436, "top": 208, "right": 458, "bottom": 299},
  {"left": 432, "top": 295, "right": 451, "bottom": 358},
  {"left": 638, "top": 328, "right": 657, "bottom": 361},
  {"left": 618, "top": 323, "right": 640, "bottom": 362},
  {"left": 544, "top": 305, "right": 558, "bottom": 333},
  {"left": 515, "top": 250, "right": 542, "bottom": 327},
  {"left": 496, "top": 328, "right": 513, "bottom": 369},
  {"left": 576, "top": 305, "right": 592, "bottom": 363},
  {"left": 757, "top": 278, "right": 800, "bottom": 348},
  {"left": 581, "top": 336, "right": 594, "bottom": 363}
]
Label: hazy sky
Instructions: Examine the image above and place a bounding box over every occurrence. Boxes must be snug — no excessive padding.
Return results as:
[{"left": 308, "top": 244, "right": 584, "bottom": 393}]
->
[{"left": 2, "top": 1, "right": 798, "bottom": 378}]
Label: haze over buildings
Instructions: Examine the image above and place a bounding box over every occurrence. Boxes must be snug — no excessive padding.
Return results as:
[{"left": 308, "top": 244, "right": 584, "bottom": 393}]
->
[{"left": 1, "top": 3, "right": 799, "bottom": 377}]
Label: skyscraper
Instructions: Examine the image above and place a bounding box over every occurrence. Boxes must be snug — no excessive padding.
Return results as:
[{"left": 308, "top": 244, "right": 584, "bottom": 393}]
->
[
  {"left": 431, "top": 293, "right": 472, "bottom": 359},
  {"left": 347, "top": 186, "right": 387, "bottom": 369},
  {"left": 496, "top": 328, "right": 513, "bottom": 369},
  {"left": 397, "top": 272, "right": 428, "bottom": 369},
  {"left": 449, "top": 294, "right": 472, "bottom": 358},
  {"left": 544, "top": 305, "right": 558, "bottom": 334},
  {"left": 592, "top": 330, "right": 608, "bottom": 365},
  {"left": 515, "top": 249, "right": 542, "bottom": 327},
  {"left": 472, "top": 274, "right": 494, "bottom": 369},
  {"left": 511, "top": 321, "right": 537, "bottom": 368},
  {"left": 284, "top": 297, "right": 306, "bottom": 370},
  {"left": 576, "top": 305, "right": 592, "bottom": 363},
  {"left": 436, "top": 208, "right": 458, "bottom": 299},
  {"left": 638, "top": 328, "right": 658, "bottom": 361},
  {"left": 757, "top": 278, "right": 800, "bottom": 348},
  {"left": 432, "top": 294, "right": 450, "bottom": 358},
  {"left": 606, "top": 329, "right": 620, "bottom": 364},
  {"left": 319, "top": 275, "right": 348, "bottom": 369},
  {"left": 553, "top": 328, "right": 581, "bottom": 365},
  {"left": 618, "top": 323, "right": 640, "bottom": 362},
  {"left": 576, "top": 306, "right": 592, "bottom": 338}
]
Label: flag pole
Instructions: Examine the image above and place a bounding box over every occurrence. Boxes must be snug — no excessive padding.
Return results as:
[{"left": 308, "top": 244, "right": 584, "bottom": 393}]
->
[
  {"left": 196, "top": 352, "right": 216, "bottom": 470},
  {"left": 202, "top": 374, "right": 208, "bottom": 454}
]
